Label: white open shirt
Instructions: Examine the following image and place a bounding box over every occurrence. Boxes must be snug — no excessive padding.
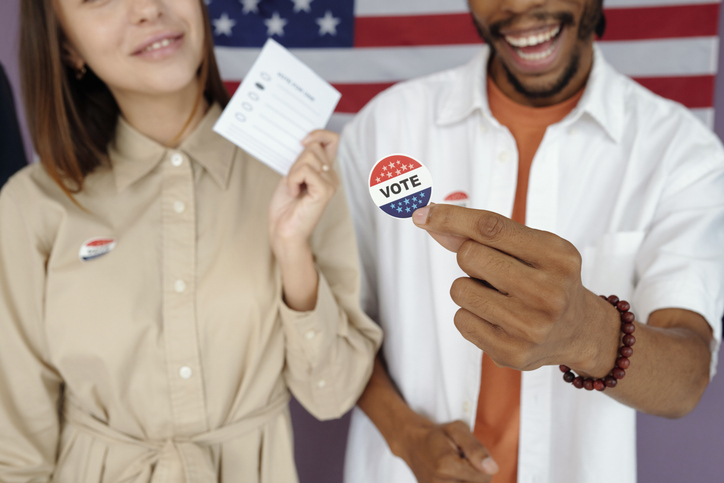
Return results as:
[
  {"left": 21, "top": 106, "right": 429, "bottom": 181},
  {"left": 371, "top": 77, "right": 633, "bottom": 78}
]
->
[{"left": 339, "top": 45, "right": 724, "bottom": 483}]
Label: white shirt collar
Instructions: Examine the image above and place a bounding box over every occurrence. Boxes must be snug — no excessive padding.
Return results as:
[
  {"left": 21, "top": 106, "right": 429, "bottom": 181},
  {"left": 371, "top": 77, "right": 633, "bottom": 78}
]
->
[{"left": 436, "top": 43, "right": 625, "bottom": 144}]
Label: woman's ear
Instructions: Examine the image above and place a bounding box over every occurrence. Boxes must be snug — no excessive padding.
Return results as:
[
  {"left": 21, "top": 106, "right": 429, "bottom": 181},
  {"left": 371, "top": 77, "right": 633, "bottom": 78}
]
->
[{"left": 62, "top": 40, "right": 85, "bottom": 71}]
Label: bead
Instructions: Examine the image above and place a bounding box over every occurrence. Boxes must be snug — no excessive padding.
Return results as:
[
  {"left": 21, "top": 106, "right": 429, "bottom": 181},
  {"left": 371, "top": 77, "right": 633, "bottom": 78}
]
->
[
  {"left": 622, "top": 323, "right": 635, "bottom": 334},
  {"left": 583, "top": 378, "right": 594, "bottom": 391},
  {"left": 621, "top": 312, "right": 635, "bottom": 323},
  {"left": 572, "top": 376, "right": 584, "bottom": 389},
  {"left": 559, "top": 365, "right": 570, "bottom": 373},
  {"left": 619, "top": 346, "right": 633, "bottom": 358},
  {"left": 612, "top": 368, "right": 626, "bottom": 380},
  {"left": 599, "top": 295, "right": 608, "bottom": 300},
  {"left": 623, "top": 334, "right": 636, "bottom": 347},
  {"left": 604, "top": 376, "right": 618, "bottom": 388},
  {"left": 563, "top": 372, "right": 575, "bottom": 383},
  {"left": 616, "top": 301, "right": 630, "bottom": 312},
  {"left": 607, "top": 295, "right": 619, "bottom": 305},
  {"left": 593, "top": 380, "right": 606, "bottom": 391},
  {"left": 616, "top": 357, "right": 630, "bottom": 370}
]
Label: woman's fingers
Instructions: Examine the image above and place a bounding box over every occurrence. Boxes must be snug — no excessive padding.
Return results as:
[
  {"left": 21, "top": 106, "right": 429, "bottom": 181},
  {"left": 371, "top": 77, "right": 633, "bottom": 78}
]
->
[{"left": 302, "top": 129, "right": 339, "bottom": 161}]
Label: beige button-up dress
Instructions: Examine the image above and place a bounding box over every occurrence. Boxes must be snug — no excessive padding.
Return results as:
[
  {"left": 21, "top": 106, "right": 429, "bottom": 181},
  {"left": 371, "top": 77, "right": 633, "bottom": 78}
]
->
[{"left": 0, "top": 104, "right": 382, "bottom": 483}]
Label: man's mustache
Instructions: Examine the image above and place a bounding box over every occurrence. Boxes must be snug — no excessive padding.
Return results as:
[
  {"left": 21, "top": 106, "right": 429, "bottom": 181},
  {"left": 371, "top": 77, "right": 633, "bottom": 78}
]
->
[{"left": 488, "top": 11, "right": 576, "bottom": 39}]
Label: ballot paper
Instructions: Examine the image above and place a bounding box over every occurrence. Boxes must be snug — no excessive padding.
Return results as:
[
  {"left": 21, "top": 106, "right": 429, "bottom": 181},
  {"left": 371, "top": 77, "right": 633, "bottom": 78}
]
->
[{"left": 213, "top": 39, "right": 341, "bottom": 175}]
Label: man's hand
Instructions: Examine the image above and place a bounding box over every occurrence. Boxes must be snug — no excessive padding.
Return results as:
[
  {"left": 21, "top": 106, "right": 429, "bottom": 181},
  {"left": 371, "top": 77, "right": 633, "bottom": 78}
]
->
[
  {"left": 412, "top": 203, "right": 621, "bottom": 378},
  {"left": 398, "top": 419, "right": 498, "bottom": 483}
]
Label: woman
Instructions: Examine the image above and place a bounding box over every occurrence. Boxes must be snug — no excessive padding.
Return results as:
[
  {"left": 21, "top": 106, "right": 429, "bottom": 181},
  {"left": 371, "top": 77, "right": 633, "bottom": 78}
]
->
[{"left": 0, "top": 0, "right": 381, "bottom": 481}]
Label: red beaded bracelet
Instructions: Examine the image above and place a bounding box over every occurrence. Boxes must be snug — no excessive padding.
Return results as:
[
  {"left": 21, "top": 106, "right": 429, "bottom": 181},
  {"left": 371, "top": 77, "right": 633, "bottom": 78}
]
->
[{"left": 559, "top": 295, "right": 636, "bottom": 391}]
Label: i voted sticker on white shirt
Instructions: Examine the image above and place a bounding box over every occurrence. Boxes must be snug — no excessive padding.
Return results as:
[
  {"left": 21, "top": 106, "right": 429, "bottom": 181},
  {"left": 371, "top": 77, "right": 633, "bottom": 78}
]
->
[
  {"left": 369, "top": 154, "right": 433, "bottom": 218},
  {"left": 79, "top": 237, "right": 117, "bottom": 262}
]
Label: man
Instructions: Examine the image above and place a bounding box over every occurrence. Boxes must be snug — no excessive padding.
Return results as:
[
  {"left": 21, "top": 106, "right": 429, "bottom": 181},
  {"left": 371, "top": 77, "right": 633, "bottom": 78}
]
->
[
  {"left": 339, "top": 1, "right": 724, "bottom": 483},
  {"left": 0, "top": 63, "right": 27, "bottom": 188}
]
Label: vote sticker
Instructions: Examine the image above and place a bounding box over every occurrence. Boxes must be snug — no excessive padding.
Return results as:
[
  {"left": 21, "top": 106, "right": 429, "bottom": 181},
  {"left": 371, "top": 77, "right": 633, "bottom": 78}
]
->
[{"left": 369, "top": 154, "right": 433, "bottom": 218}]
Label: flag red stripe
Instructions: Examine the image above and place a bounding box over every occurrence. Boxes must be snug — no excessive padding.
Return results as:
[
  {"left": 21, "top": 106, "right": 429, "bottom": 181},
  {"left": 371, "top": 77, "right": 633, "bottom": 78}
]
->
[
  {"left": 226, "top": 76, "right": 713, "bottom": 114},
  {"left": 353, "top": 4, "right": 719, "bottom": 47}
]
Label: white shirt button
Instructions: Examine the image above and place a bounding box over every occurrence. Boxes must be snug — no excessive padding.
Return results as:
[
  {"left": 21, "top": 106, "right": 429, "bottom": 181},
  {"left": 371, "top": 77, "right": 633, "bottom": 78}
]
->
[
  {"left": 173, "top": 201, "right": 186, "bottom": 214},
  {"left": 317, "top": 379, "right": 326, "bottom": 388},
  {"left": 305, "top": 330, "right": 316, "bottom": 340},
  {"left": 174, "top": 279, "right": 186, "bottom": 293},
  {"left": 479, "top": 125, "right": 488, "bottom": 134},
  {"left": 498, "top": 151, "right": 511, "bottom": 163},
  {"left": 569, "top": 127, "right": 578, "bottom": 136},
  {"left": 171, "top": 153, "right": 184, "bottom": 167},
  {"left": 179, "top": 366, "right": 192, "bottom": 379},
  {"left": 462, "top": 400, "right": 471, "bottom": 413}
]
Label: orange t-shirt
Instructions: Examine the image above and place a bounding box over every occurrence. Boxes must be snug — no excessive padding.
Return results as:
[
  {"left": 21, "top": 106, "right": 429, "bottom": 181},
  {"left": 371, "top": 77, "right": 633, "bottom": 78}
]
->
[{"left": 473, "top": 78, "right": 584, "bottom": 483}]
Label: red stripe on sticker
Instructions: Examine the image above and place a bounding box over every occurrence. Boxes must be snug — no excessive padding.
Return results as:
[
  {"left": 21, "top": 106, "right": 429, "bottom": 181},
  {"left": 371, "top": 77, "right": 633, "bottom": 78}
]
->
[{"left": 353, "top": 5, "right": 719, "bottom": 47}]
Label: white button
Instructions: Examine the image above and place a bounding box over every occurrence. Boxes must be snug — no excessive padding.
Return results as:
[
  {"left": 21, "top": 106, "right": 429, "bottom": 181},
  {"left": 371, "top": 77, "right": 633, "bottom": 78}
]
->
[
  {"left": 305, "top": 330, "right": 316, "bottom": 340},
  {"left": 498, "top": 151, "right": 510, "bottom": 163},
  {"left": 462, "top": 400, "right": 471, "bottom": 413},
  {"left": 569, "top": 127, "right": 578, "bottom": 136},
  {"left": 174, "top": 279, "right": 186, "bottom": 293},
  {"left": 173, "top": 201, "right": 186, "bottom": 214},
  {"left": 317, "top": 379, "right": 326, "bottom": 388},
  {"left": 479, "top": 125, "right": 488, "bottom": 134},
  {"left": 179, "top": 366, "right": 192, "bottom": 379},
  {"left": 171, "top": 154, "right": 184, "bottom": 167}
]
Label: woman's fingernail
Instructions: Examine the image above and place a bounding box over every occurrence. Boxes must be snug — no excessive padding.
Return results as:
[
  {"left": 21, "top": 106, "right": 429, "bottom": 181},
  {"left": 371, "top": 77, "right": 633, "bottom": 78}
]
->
[
  {"left": 482, "top": 457, "right": 499, "bottom": 474},
  {"left": 412, "top": 206, "right": 430, "bottom": 225}
]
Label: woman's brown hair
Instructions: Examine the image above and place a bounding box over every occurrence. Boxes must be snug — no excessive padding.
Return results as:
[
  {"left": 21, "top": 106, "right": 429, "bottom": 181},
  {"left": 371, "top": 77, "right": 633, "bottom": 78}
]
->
[{"left": 20, "top": 0, "right": 230, "bottom": 199}]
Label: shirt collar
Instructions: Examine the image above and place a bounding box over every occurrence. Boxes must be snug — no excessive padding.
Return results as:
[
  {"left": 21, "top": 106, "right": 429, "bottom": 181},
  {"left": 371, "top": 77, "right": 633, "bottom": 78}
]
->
[
  {"left": 110, "top": 103, "right": 236, "bottom": 192},
  {"left": 436, "top": 44, "right": 624, "bottom": 143}
]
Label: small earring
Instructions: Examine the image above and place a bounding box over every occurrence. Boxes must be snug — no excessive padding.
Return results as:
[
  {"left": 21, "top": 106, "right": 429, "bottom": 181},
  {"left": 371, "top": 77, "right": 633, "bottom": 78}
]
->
[{"left": 75, "top": 64, "right": 87, "bottom": 80}]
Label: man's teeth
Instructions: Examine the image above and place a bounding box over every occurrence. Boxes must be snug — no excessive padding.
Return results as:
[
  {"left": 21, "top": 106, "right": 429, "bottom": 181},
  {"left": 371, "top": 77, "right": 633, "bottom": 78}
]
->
[
  {"left": 144, "top": 38, "right": 173, "bottom": 52},
  {"left": 504, "top": 25, "right": 560, "bottom": 48},
  {"left": 516, "top": 43, "right": 556, "bottom": 61}
]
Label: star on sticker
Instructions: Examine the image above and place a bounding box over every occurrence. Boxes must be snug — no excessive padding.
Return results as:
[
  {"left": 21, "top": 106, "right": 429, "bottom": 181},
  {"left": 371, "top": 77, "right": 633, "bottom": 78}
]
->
[
  {"left": 404, "top": 198, "right": 410, "bottom": 205},
  {"left": 413, "top": 196, "right": 418, "bottom": 202},
  {"left": 420, "top": 193, "right": 425, "bottom": 198},
  {"left": 375, "top": 177, "right": 380, "bottom": 182},
  {"left": 396, "top": 170, "right": 401, "bottom": 175},
  {"left": 390, "top": 203, "right": 395, "bottom": 208},
  {"left": 213, "top": 13, "right": 236, "bottom": 37},
  {"left": 407, "top": 164, "right": 413, "bottom": 170},
  {"left": 292, "top": 0, "right": 313, "bottom": 13},
  {"left": 240, "top": 0, "right": 260, "bottom": 14},
  {"left": 316, "top": 10, "right": 341, "bottom": 36},
  {"left": 401, "top": 164, "right": 408, "bottom": 171},
  {"left": 265, "top": 12, "right": 288, "bottom": 36},
  {"left": 406, "top": 207, "right": 411, "bottom": 213},
  {"left": 397, "top": 208, "right": 403, "bottom": 213},
  {"left": 412, "top": 204, "right": 418, "bottom": 209},
  {"left": 386, "top": 172, "right": 393, "bottom": 178}
]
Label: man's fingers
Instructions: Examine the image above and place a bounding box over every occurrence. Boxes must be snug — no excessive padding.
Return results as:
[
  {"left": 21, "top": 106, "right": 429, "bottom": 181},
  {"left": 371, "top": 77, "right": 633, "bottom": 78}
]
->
[
  {"left": 456, "top": 240, "right": 535, "bottom": 296},
  {"left": 444, "top": 421, "right": 499, "bottom": 476},
  {"left": 412, "top": 204, "right": 547, "bottom": 266}
]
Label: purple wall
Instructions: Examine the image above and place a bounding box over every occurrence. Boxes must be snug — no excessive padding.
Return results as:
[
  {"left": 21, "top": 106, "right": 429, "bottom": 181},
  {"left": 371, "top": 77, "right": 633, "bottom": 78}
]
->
[{"left": 1, "top": 2, "right": 723, "bottom": 481}]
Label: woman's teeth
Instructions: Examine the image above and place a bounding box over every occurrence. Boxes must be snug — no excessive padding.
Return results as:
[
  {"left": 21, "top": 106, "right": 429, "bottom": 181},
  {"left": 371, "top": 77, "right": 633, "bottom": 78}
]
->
[
  {"left": 504, "top": 25, "right": 561, "bottom": 48},
  {"left": 144, "top": 38, "right": 173, "bottom": 52}
]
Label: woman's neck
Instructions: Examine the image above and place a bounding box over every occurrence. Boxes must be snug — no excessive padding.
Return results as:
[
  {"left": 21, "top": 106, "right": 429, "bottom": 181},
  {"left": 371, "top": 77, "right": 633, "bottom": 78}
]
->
[{"left": 113, "top": 80, "right": 209, "bottom": 148}]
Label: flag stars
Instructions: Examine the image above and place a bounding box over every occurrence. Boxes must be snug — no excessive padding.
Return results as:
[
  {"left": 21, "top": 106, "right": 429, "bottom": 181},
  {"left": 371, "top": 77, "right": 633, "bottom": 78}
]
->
[
  {"left": 376, "top": 177, "right": 380, "bottom": 183},
  {"left": 412, "top": 204, "right": 418, "bottom": 209},
  {"left": 316, "top": 10, "right": 341, "bottom": 36},
  {"left": 265, "top": 12, "right": 288, "bottom": 36},
  {"left": 401, "top": 164, "right": 408, "bottom": 171},
  {"left": 240, "top": 0, "right": 260, "bottom": 14},
  {"left": 292, "top": 0, "right": 313, "bottom": 13},
  {"left": 420, "top": 192, "right": 425, "bottom": 198},
  {"left": 404, "top": 198, "right": 410, "bottom": 205},
  {"left": 396, "top": 170, "right": 401, "bottom": 175},
  {"left": 213, "top": 13, "right": 236, "bottom": 37},
  {"left": 390, "top": 203, "right": 395, "bottom": 208},
  {"left": 388, "top": 162, "right": 396, "bottom": 170},
  {"left": 406, "top": 207, "right": 411, "bottom": 213},
  {"left": 386, "top": 172, "right": 393, "bottom": 178},
  {"left": 397, "top": 207, "right": 403, "bottom": 213},
  {"left": 412, "top": 196, "right": 418, "bottom": 202}
]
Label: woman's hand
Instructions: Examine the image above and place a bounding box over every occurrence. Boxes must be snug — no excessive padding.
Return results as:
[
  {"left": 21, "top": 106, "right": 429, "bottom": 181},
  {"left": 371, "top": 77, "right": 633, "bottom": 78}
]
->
[{"left": 268, "top": 130, "right": 339, "bottom": 311}]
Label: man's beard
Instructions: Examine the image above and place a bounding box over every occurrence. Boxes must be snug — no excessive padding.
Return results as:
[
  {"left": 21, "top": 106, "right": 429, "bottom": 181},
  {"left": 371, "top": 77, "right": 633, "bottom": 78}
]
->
[{"left": 473, "top": 0, "right": 602, "bottom": 100}]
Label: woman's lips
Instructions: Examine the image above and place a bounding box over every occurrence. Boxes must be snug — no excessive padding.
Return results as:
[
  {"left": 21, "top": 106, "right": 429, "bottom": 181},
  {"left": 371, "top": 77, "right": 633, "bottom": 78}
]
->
[{"left": 133, "top": 33, "right": 184, "bottom": 59}]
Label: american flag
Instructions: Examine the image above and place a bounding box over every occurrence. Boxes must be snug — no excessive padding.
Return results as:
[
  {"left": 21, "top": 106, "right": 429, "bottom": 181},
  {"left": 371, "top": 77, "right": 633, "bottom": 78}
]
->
[{"left": 206, "top": 0, "right": 721, "bottom": 132}]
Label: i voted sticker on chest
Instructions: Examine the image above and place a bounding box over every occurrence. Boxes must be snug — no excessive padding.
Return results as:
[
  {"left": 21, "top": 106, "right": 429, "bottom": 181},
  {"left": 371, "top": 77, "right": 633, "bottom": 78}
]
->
[{"left": 369, "top": 155, "right": 433, "bottom": 219}]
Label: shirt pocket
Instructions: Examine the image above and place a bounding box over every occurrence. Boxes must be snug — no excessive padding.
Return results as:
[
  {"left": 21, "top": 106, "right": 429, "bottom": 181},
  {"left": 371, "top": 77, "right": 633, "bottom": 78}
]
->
[{"left": 581, "top": 231, "right": 646, "bottom": 303}]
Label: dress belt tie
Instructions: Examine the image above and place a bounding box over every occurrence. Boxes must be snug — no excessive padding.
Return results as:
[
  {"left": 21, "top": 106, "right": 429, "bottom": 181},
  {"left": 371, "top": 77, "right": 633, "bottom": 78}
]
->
[{"left": 62, "top": 393, "right": 290, "bottom": 483}]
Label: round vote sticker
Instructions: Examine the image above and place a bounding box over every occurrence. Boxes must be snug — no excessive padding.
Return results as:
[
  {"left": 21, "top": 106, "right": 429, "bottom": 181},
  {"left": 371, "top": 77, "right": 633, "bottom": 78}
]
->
[{"left": 369, "top": 154, "right": 433, "bottom": 218}]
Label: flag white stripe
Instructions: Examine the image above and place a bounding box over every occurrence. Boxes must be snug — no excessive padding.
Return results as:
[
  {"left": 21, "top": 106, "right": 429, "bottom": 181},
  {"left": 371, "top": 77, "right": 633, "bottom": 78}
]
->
[
  {"left": 354, "top": 0, "right": 719, "bottom": 17},
  {"left": 690, "top": 108, "right": 715, "bottom": 128},
  {"left": 216, "top": 37, "right": 717, "bottom": 84}
]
